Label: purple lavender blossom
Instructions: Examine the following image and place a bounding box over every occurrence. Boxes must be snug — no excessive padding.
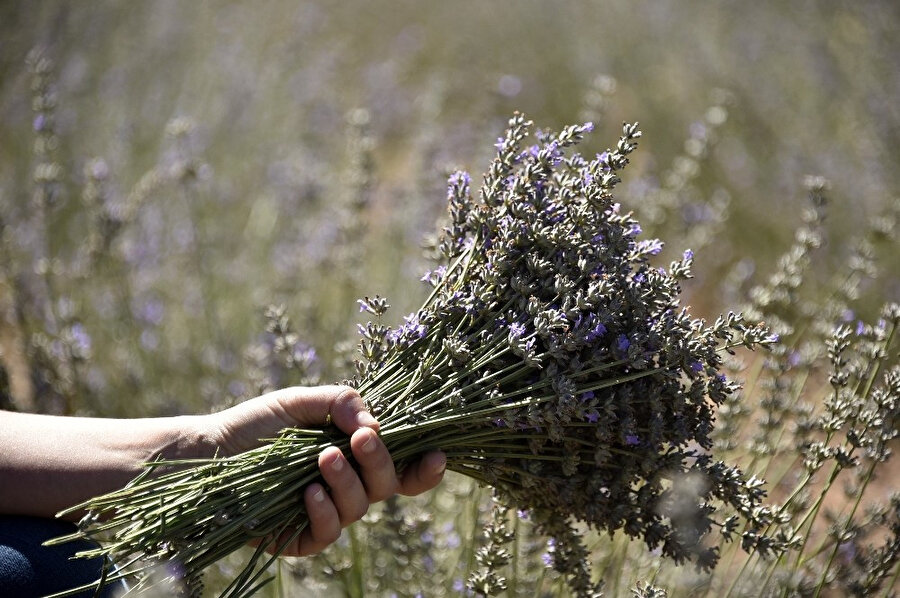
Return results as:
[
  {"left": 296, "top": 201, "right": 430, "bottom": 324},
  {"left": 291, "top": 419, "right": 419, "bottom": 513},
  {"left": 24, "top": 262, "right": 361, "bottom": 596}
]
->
[
  {"left": 509, "top": 322, "right": 527, "bottom": 339},
  {"left": 165, "top": 560, "right": 187, "bottom": 580},
  {"left": 625, "top": 434, "right": 641, "bottom": 446},
  {"left": 540, "top": 141, "right": 563, "bottom": 166},
  {"left": 444, "top": 531, "right": 460, "bottom": 549},
  {"left": 585, "top": 410, "right": 600, "bottom": 423},
  {"left": 597, "top": 151, "right": 611, "bottom": 171},
  {"left": 89, "top": 159, "right": 109, "bottom": 180},
  {"left": 586, "top": 323, "right": 606, "bottom": 342},
  {"left": 449, "top": 171, "right": 471, "bottom": 187},
  {"left": 635, "top": 238, "right": 664, "bottom": 255},
  {"left": 683, "top": 249, "right": 694, "bottom": 260},
  {"left": 133, "top": 297, "right": 165, "bottom": 326},
  {"left": 616, "top": 334, "right": 631, "bottom": 353},
  {"left": 420, "top": 265, "right": 447, "bottom": 285},
  {"left": 544, "top": 204, "right": 565, "bottom": 224},
  {"left": 387, "top": 313, "right": 428, "bottom": 344},
  {"left": 227, "top": 380, "right": 247, "bottom": 398},
  {"left": 689, "top": 361, "right": 703, "bottom": 372},
  {"left": 579, "top": 390, "right": 595, "bottom": 402},
  {"left": 70, "top": 323, "right": 92, "bottom": 354},
  {"left": 292, "top": 346, "right": 317, "bottom": 366}
]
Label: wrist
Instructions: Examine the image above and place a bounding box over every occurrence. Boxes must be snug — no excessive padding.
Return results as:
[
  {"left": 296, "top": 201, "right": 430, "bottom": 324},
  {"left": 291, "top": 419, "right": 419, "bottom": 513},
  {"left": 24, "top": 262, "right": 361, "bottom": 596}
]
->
[{"left": 164, "top": 414, "right": 221, "bottom": 461}]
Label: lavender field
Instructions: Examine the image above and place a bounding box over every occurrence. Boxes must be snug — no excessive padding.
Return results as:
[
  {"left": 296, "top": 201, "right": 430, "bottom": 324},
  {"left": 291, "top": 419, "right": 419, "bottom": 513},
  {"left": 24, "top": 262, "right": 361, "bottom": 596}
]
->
[{"left": 0, "top": 2, "right": 898, "bottom": 596}]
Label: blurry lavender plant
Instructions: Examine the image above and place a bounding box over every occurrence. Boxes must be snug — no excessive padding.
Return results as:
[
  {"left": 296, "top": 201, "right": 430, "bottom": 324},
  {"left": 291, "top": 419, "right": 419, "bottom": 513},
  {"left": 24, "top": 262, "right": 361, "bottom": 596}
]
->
[
  {"left": 630, "top": 88, "right": 734, "bottom": 264},
  {"left": 698, "top": 186, "right": 900, "bottom": 598},
  {"left": 0, "top": 52, "right": 241, "bottom": 419},
  {"left": 468, "top": 498, "right": 514, "bottom": 595},
  {"left": 51, "top": 113, "right": 784, "bottom": 597}
]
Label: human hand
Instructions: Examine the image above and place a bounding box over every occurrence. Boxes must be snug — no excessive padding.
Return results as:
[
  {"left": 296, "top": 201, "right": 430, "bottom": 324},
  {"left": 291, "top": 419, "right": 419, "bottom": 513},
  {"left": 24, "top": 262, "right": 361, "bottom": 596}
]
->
[{"left": 202, "top": 385, "right": 446, "bottom": 556}]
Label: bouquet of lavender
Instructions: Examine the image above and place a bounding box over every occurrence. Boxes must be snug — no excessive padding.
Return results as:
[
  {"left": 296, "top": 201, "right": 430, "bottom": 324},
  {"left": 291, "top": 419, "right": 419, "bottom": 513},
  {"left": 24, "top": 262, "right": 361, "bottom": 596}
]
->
[{"left": 53, "top": 114, "right": 780, "bottom": 597}]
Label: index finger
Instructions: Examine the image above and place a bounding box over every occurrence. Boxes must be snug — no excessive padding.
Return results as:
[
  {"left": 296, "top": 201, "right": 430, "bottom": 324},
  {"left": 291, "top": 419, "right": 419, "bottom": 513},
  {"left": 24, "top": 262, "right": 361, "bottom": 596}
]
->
[{"left": 271, "top": 385, "right": 379, "bottom": 435}]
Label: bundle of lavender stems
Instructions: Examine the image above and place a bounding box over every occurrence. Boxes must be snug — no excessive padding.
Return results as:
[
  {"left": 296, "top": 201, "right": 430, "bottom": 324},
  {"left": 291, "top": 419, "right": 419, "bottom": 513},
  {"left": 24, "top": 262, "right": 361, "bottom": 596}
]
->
[{"left": 52, "top": 114, "right": 779, "bottom": 597}]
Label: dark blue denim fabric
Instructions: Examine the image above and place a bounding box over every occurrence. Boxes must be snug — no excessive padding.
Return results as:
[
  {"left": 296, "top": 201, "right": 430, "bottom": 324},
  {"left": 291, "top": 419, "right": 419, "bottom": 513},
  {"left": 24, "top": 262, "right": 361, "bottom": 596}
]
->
[{"left": 0, "top": 515, "right": 124, "bottom": 597}]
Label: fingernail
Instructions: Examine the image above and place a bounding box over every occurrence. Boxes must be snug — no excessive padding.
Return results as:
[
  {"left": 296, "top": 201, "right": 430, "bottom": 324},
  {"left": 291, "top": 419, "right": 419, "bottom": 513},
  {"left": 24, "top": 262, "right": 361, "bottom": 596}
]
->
[
  {"left": 357, "top": 411, "right": 378, "bottom": 428},
  {"left": 330, "top": 454, "right": 344, "bottom": 472},
  {"left": 434, "top": 455, "right": 447, "bottom": 474},
  {"left": 360, "top": 429, "right": 376, "bottom": 454},
  {"left": 312, "top": 487, "right": 325, "bottom": 502}
]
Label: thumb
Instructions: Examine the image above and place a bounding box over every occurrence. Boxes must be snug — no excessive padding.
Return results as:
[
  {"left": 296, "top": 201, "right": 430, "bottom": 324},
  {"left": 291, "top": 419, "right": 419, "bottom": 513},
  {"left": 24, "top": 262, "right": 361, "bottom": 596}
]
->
[{"left": 269, "top": 385, "right": 379, "bottom": 435}]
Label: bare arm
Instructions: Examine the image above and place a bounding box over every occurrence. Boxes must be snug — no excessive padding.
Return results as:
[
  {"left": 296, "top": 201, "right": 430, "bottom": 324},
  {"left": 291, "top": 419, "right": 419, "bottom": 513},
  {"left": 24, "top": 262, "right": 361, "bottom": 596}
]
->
[
  {"left": 0, "top": 409, "right": 212, "bottom": 518},
  {"left": 0, "top": 385, "right": 446, "bottom": 556}
]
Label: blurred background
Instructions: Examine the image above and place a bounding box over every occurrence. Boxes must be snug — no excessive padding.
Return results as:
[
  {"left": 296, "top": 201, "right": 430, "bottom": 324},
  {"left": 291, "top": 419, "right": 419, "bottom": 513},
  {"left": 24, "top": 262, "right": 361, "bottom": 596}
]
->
[
  {"left": 0, "top": 2, "right": 898, "bottom": 594},
  {"left": 2, "top": 0, "right": 897, "bottom": 417}
]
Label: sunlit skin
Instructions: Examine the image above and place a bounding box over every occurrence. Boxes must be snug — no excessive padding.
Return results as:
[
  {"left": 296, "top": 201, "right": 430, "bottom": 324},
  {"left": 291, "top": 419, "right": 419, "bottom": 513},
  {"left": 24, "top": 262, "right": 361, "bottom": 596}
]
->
[{"left": 0, "top": 385, "right": 446, "bottom": 557}]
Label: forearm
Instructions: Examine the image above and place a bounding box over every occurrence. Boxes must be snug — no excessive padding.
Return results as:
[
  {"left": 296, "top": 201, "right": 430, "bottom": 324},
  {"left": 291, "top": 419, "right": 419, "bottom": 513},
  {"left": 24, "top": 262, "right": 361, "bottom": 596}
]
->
[{"left": 0, "top": 410, "right": 214, "bottom": 519}]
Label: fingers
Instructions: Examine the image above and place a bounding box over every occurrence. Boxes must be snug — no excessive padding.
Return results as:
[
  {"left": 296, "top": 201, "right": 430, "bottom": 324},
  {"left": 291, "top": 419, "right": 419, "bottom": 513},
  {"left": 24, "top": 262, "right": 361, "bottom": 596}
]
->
[
  {"left": 318, "top": 446, "right": 369, "bottom": 526},
  {"left": 281, "top": 434, "right": 397, "bottom": 556},
  {"left": 275, "top": 444, "right": 446, "bottom": 557},
  {"left": 398, "top": 450, "right": 447, "bottom": 496},
  {"left": 277, "top": 483, "right": 341, "bottom": 557},
  {"left": 237, "top": 385, "right": 446, "bottom": 558},
  {"left": 350, "top": 427, "right": 399, "bottom": 502}
]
